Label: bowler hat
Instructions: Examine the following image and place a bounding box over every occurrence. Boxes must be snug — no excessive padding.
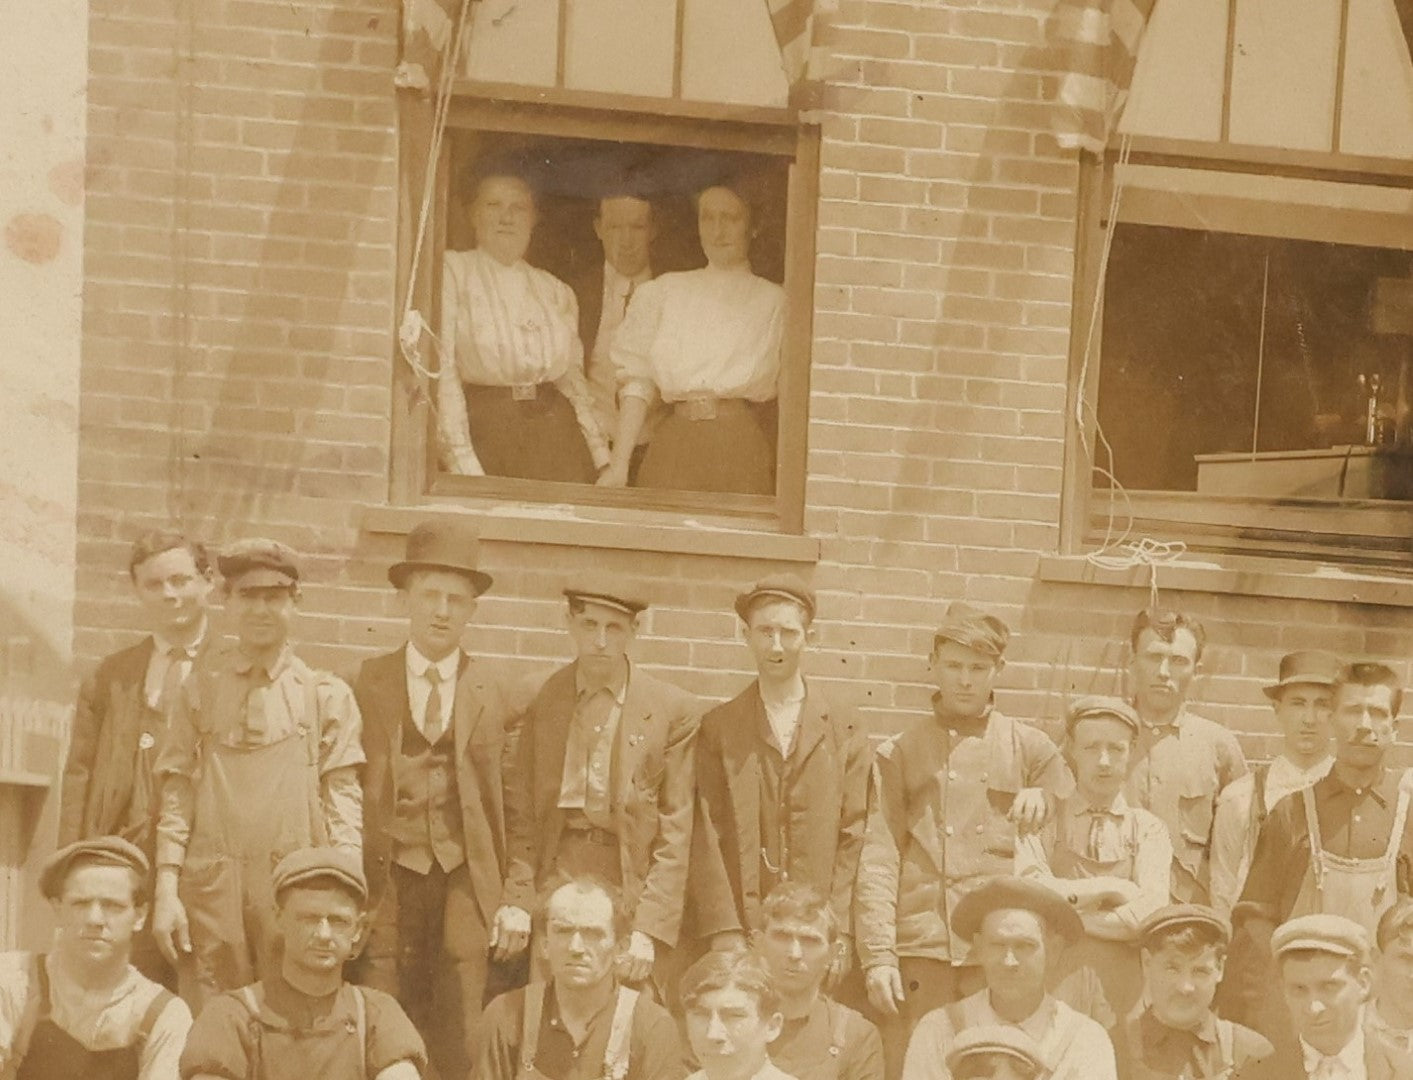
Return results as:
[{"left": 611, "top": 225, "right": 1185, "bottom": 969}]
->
[
  {"left": 40, "top": 836, "right": 150, "bottom": 900},
  {"left": 951, "top": 875, "right": 1083, "bottom": 945},
  {"left": 271, "top": 846, "right": 368, "bottom": 905},
  {"left": 1264, "top": 650, "right": 1343, "bottom": 700},
  {"left": 733, "top": 574, "right": 816, "bottom": 623},
  {"left": 219, "top": 538, "right": 301, "bottom": 588},
  {"left": 388, "top": 520, "right": 493, "bottom": 595},
  {"left": 933, "top": 601, "right": 1010, "bottom": 658}
]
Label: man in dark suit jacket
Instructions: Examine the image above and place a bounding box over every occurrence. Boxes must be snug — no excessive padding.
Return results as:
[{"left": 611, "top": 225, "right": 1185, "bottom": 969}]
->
[
  {"left": 690, "top": 574, "right": 870, "bottom": 989},
  {"left": 58, "top": 530, "right": 216, "bottom": 985},
  {"left": 353, "top": 520, "right": 534, "bottom": 1080},
  {"left": 506, "top": 574, "right": 700, "bottom": 993}
]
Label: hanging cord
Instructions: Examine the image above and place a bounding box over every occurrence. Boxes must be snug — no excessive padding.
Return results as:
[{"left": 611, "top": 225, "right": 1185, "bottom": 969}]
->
[
  {"left": 168, "top": 0, "right": 197, "bottom": 525},
  {"left": 398, "top": 0, "right": 476, "bottom": 385}
]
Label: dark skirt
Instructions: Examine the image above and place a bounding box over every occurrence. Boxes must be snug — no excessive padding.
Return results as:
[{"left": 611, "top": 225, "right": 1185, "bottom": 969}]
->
[
  {"left": 636, "top": 397, "right": 776, "bottom": 495},
  {"left": 462, "top": 382, "right": 596, "bottom": 483}
]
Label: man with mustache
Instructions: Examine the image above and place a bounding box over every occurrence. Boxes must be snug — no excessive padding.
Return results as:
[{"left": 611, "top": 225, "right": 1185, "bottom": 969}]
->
[
  {"left": 0, "top": 837, "right": 191, "bottom": 1080},
  {"left": 473, "top": 875, "right": 687, "bottom": 1080},
  {"left": 1122, "top": 609, "right": 1247, "bottom": 906}
]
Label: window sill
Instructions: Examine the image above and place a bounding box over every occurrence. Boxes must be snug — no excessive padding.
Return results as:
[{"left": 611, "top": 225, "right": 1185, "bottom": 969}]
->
[
  {"left": 1038, "top": 551, "right": 1413, "bottom": 608},
  {"left": 360, "top": 503, "right": 820, "bottom": 563}
]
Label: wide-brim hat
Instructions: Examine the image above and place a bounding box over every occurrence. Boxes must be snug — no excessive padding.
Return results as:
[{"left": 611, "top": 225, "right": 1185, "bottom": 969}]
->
[
  {"left": 388, "top": 520, "right": 493, "bottom": 595},
  {"left": 951, "top": 875, "right": 1083, "bottom": 945},
  {"left": 40, "top": 836, "right": 150, "bottom": 900},
  {"left": 1264, "top": 649, "right": 1343, "bottom": 700}
]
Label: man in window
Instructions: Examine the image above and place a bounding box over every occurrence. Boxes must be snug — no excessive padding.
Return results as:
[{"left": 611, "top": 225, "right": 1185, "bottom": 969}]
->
[
  {"left": 353, "top": 520, "right": 534, "bottom": 1077},
  {"left": 1210, "top": 650, "right": 1340, "bottom": 918},
  {"left": 754, "top": 881, "right": 884, "bottom": 1080},
  {"left": 691, "top": 575, "right": 868, "bottom": 988},
  {"left": 506, "top": 575, "right": 699, "bottom": 994},
  {"left": 0, "top": 836, "right": 191, "bottom": 1080},
  {"left": 573, "top": 192, "right": 661, "bottom": 482},
  {"left": 58, "top": 530, "right": 217, "bottom": 986},
  {"left": 437, "top": 170, "right": 609, "bottom": 482},
  {"left": 473, "top": 875, "right": 688, "bottom": 1080},
  {"left": 899, "top": 877, "right": 1116, "bottom": 1080},
  {"left": 150, "top": 538, "right": 365, "bottom": 1011},
  {"left": 855, "top": 603, "right": 1072, "bottom": 1075},
  {"left": 1122, "top": 608, "right": 1247, "bottom": 906}
]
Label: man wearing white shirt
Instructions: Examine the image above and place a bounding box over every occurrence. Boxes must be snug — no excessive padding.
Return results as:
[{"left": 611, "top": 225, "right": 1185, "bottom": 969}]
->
[
  {"left": 354, "top": 520, "right": 534, "bottom": 1079},
  {"left": 1210, "top": 650, "right": 1341, "bottom": 918}
]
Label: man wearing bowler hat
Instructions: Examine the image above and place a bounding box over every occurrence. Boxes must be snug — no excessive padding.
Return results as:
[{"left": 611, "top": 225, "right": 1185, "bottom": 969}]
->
[
  {"left": 505, "top": 572, "right": 700, "bottom": 992},
  {"left": 900, "top": 876, "right": 1116, "bottom": 1080},
  {"left": 1210, "top": 650, "right": 1341, "bottom": 918},
  {"left": 690, "top": 574, "right": 869, "bottom": 987},
  {"left": 0, "top": 836, "right": 191, "bottom": 1080},
  {"left": 354, "top": 519, "right": 534, "bottom": 1078},
  {"left": 151, "top": 538, "right": 365, "bottom": 1012}
]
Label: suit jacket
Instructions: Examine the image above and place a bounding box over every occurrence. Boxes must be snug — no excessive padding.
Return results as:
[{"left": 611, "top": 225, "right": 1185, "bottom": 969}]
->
[
  {"left": 573, "top": 263, "right": 605, "bottom": 356},
  {"left": 1238, "top": 1031, "right": 1413, "bottom": 1080},
  {"left": 689, "top": 681, "right": 870, "bottom": 940},
  {"left": 507, "top": 662, "right": 700, "bottom": 947},
  {"left": 355, "top": 647, "right": 534, "bottom": 930}
]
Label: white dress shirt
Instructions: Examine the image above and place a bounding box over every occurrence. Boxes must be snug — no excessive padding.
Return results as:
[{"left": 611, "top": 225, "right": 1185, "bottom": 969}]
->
[
  {"left": 1301, "top": 1026, "right": 1368, "bottom": 1080},
  {"left": 587, "top": 262, "right": 652, "bottom": 442},
  {"left": 143, "top": 622, "right": 206, "bottom": 711},
  {"left": 405, "top": 644, "right": 460, "bottom": 740}
]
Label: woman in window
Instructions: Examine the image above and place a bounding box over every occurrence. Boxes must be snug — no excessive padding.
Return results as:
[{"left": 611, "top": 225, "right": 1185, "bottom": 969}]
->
[
  {"left": 598, "top": 182, "right": 784, "bottom": 496},
  {"left": 436, "top": 171, "right": 609, "bottom": 482}
]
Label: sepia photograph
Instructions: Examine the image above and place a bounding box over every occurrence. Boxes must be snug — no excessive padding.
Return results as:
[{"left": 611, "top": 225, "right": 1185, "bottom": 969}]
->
[{"left": 2, "top": 0, "right": 1413, "bottom": 1078}]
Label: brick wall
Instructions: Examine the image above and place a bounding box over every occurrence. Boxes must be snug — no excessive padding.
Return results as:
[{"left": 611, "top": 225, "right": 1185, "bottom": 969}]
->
[{"left": 76, "top": 0, "right": 1413, "bottom": 763}]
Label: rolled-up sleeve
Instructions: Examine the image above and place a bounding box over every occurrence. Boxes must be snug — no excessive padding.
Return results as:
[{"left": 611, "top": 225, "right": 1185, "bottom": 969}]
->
[
  {"left": 1113, "top": 811, "right": 1174, "bottom": 930},
  {"left": 140, "top": 996, "right": 193, "bottom": 1080},
  {"left": 610, "top": 278, "right": 666, "bottom": 403},
  {"left": 855, "top": 741, "right": 904, "bottom": 971},
  {"left": 318, "top": 676, "right": 365, "bottom": 854}
]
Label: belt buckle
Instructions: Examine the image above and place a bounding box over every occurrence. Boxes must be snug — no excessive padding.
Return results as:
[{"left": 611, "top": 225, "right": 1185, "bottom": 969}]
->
[
  {"left": 511, "top": 382, "right": 538, "bottom": 402},
  {"left": 684, "top": 392, "right": 717, "bottom": 421}
]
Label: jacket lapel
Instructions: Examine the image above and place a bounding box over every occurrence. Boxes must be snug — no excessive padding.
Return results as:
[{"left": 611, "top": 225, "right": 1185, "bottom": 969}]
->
[
  {"left": 536, "top": 666, "right": 578, "bottom": 822},
  {"left": 728, "top": 687, "right": 765, "bottom": 901},
  {"left": 453, "top": 652, "right": 488, "bottom": 759},
  {"left": 790, "top": 684, "right": 829, "bottom": 765}
]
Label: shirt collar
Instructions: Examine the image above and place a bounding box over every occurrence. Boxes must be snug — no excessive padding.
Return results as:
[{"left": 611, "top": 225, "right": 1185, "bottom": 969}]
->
[
  {"left": 1269, "top": 753, "right": 1335, "bottom": 790},
  {"left": 1301, "top": 1024, "right": 1365, "bottom": 1076},
  {"left": 576, "top": 658, "right": 630, "bottom": 704},
  {"left": 979, "top": 993, "right": 1056, "bottom": 1040},
  {"left": 1140, "top": 1004, "right": 1220, "bottom": 1046},
  {"left": 604, "top": 262, "right": 650, "bottom": 293},
  {"left": 233, "top": 643, "right": 292, "bottom": 679},
  {"left": 406, "top": 642, "right": 461, "bottom": 683},
  {"left": 1327, "top": 766, "right": 1391, "bottom": 806},
  {"left": 932, "top": 693, "right": 992, "bottom": 737},
  {"left": 152, "top": 619, "right": 206, "bottom": 659},
  {"left": 1069, "top": 791, "right": 1132, "bottom": 818}
]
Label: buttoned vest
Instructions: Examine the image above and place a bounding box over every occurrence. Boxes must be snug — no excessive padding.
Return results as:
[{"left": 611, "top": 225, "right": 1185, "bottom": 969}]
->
[{"left": 388, "top": 712, "right": 465, "bottom": 874}]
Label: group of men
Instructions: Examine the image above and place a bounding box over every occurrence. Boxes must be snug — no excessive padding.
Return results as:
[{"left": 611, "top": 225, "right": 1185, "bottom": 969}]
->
[{"left": 6, "top": 520, "right": 1413, "bottom": 1080}]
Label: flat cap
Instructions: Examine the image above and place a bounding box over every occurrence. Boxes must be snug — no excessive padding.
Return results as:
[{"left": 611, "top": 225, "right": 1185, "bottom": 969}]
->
[
  {"left": 388, "top": 519, "right": 492, "bottom": 595},
  {"left": 1066, "top": 695, "right": 1141, "bottom": 735},
  {"left": 952, "top": 875, "right": 1083, "bottom": 945},
  {"left": 944, "top": 1025, "right": 1046, "bottom": 1074},
  {"left": 933, "top": 601, "right": 1009, "bottom": 658},
  {"left": 271, "top": 846, "right": 368, "bottom": 904},
  {"left": 1138, "top": 904, "right": 1231, "bottom": 948},
  {"left": 564, "top": 573, "right": 648, "bottom": 618},
  {"left": 40, "top": 836, "right": 149, "bottom": 900},
  {"left": 219, "top": 538, "right": 300, "bottom": 588},
  {"left": 1272, "top": 913, "right": 1370, "bottom": 964},
  {"left": 1264, "top": 650, "right": 1342, "bottom": 700},
  {"left": 733, "top": 574, "right": 816, "bottom": 623}
]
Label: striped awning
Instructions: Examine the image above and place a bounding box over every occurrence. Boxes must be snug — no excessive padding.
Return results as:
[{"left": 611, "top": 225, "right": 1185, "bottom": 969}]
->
[{"left": 1051, "top": 0, "right": 1158, "bottom": 155}]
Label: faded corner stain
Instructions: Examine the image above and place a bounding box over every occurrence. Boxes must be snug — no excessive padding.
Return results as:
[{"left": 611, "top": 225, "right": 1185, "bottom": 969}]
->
[{"left": 5, "top": 213, "right": 63, "bottom": 264}]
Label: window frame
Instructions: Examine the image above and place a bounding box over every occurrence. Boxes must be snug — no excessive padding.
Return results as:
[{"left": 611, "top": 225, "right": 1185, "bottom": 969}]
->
[
  {"left": 389, "top": 81, "right": 820, "bottom": 534},
  {"left": 1062, "top": 136, "right": 1413, "bottom": 565}
]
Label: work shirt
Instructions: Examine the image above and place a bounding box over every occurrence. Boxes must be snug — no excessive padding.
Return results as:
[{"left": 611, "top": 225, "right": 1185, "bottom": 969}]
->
[
  {"left": 1112, "top": 1006, "right": 1272, "bottom": 1079},
  {"left": 1125, "top": 709, "right": 1247, "bottom": 904},
  {"left": 686, "top": 1066, "right": 796, "bottom": 1080},
  {"left": 1367, "top": 1006, "right": 1413, "bottom": 1056},
  {"left": 1209, "top": 754, "right": 1333, "bottom": 915},
  {"left": 403, "top": 644, "right": 458, "bottom": 741},
  {"left": 1302, "top": 1028, "right": 1368, "bottom": 1080},
  {"left": 437, "top": 248, "right": 607, "bottom": 474},
  {"left": 179, "top": 971, "right": 424, "bottom": 1080},
  {"left": 154, "top": 643, "right": 365, "bottom": 866},
  {"left": 613, "top": 265, "right": 784, "bottom": 405},
  {"left": 1239, "top": 767, "right": 1413, "bottom": 924},
  {"left": 855, "top": 704, "right": 1073, "bottom": 968},
  {"left": 901, "top": 991, "right": 1116, "bottom": 1080},
  {"left": 473, "top": 983, "right": 687, "bottom": 1080},
  {"left": 770, "top": 997, "right": 884, "bottom": 1080},
  {"left": 558, "top": 665, "right": 629, "bottom": 831},
  {"left": 0, "top": 953, "right": 191, "bottom": 1080},
  {"left": 145, "top": 624, "right": 206, "bottom": 712}
]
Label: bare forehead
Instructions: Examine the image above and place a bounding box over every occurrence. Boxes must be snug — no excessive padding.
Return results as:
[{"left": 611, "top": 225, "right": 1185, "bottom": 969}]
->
[
  {"left": 979, "top": 907, "right": 1047, "bottom": 939},
  {"left": 598, "top": 195, "right": 652, "bottom": 222},
  {"left": 474, "top": 175, "right": 534, "bottom": 204},
  {"left": 746, "top": 598, "right": 808, "bottom": 630},
  {"left": 1134, "top": 627, "right": 1199, "bottom": 659},
  {"left": 547, "top": 885, "right": 615, "bottom": 925},
  {"left": 60, "top": 862, "right": 140, "bottom": 901}
]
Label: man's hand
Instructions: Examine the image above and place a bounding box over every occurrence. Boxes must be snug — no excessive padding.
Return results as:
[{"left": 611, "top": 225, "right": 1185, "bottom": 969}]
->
[
  {"left": 825, "top": 933, "right": 854, "bottom": 991},
  {"left": 1008, "top": 787, "right": 1050, "bottom": 832},
  {"left": 865, "top": 964, "right": 905, "bottom": 1016},
  {"left": 620, "top": 930, "right": 656, "bottom": 983},
  {"left": 152, "top": 871, "right": 191, "bottom": 965},
  {"left": 490, "top": 904, "right": 531, "bottom": 962},
  {"left": 710, "top": 930, "right": 747, "bottom": 952}
]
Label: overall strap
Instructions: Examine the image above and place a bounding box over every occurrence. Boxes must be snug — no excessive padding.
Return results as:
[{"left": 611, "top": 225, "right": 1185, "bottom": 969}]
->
[
  {"left": 301, "top": 670, "right": 328, "bottom": 846},
  {"left": 601, "top": 986, "right": 639, "bottom": 1080},
  {"left": 237, "top": 986, "right": 264, "bottom": 1080},
  {"left": 1383, "top": 775, "right": 1412, "bottom": 866},
  {"left": 351, "top": 986, "right": 368, "bottom": 1080},
  {"left": 135, "top": 989, "right": 177, "bottom": 1043},
  {"left": 1216, "top": 1018, "right": 1235, "bottom": 1067},
  {"left": 520, "top": 986, "right": 546, "bottom": 1074},
  {"left": 1249, "top": 764, "right": 1271, "bottom": 832},
  {"left": 822, "top": 999, "right": 850, "bottom": 1080},
  {"left": 1302, "top": 785, "right": 1326, "bottom": 895}
]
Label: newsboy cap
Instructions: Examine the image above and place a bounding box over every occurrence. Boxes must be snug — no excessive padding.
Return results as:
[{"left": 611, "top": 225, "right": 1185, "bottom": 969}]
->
[
  {"left": 1264, "top": 650, "right": 1343, "bottom": 700},
  {"left": 271, "top": 846, "right": 368, "bottom": 905},
  {"left": 945, "top": 1025, "right": 1046, "bottom": 1075},
  {"left": 564, "top": 572, "right": 648, "bottom": 618},
  {"left": 951, "top": 875, "right": 1083, "bottom": 945},
  {"left": 219, "top": 538, "right": 300, "bottom": 588},
  {"left": 1138, "top": 904, "right": 1231, "bottom": 949},
  {"left": 387, "top": 519, "right": 493, "bottom": 595},
  {"left": 933, "top": 601, "right": 1009, "bottom": 658},
  {"left": 40, "top": 836, "right": 150, "bottom": 900},
  {"left": 1066, "top": 695, "right": 1141, "bottom": 736},
  {"left": 1271, "top": 913, "right": 1370, "bottom": 965},
  {"left": 733, "top": 574, "right": 817, "bottom": 623}
]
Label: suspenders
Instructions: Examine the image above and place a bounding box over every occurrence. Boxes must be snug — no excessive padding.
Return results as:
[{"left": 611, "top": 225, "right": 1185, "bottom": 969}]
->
[
  {"left": 519, "top": 985, "right": 641, "bottom": 1080},
  {"left": 238, "top": 984, "right": 367, "bottom": 1080}
]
